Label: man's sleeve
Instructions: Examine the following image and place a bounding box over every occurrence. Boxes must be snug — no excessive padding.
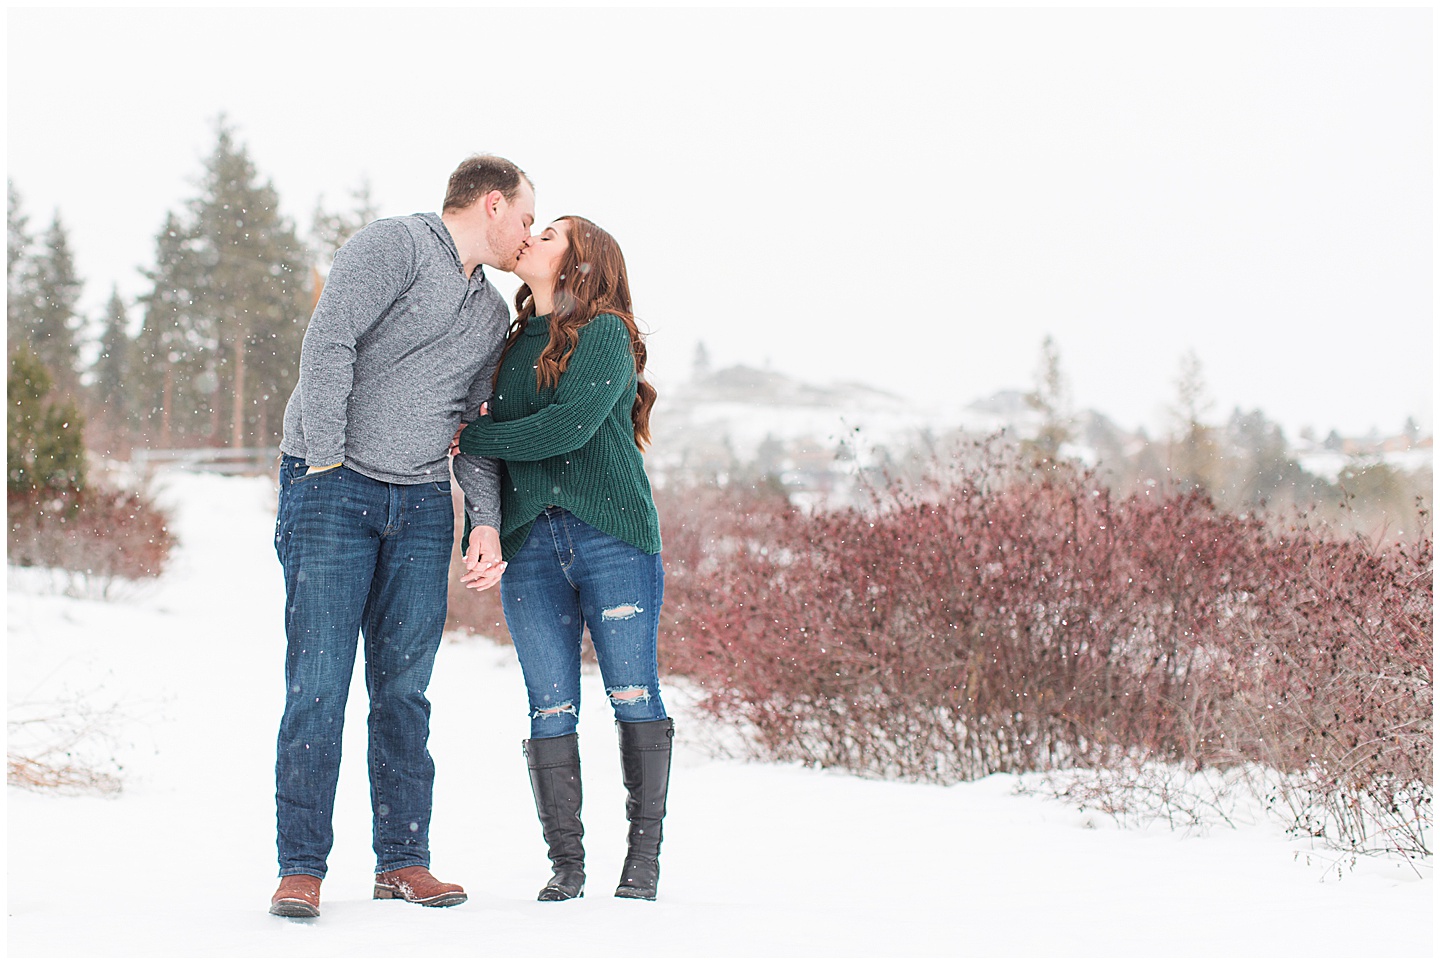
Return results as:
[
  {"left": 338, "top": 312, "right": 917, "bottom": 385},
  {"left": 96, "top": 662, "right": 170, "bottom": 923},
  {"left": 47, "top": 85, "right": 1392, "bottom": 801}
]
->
[
  {"left": 294, "top": 220, "right": 416, "bottom": 466},
  {"left": 452, "top": 453, "right": 502, "bottom": 530},
  {"left": 451, "top": 320, "right": 507, "bottom": 530}
]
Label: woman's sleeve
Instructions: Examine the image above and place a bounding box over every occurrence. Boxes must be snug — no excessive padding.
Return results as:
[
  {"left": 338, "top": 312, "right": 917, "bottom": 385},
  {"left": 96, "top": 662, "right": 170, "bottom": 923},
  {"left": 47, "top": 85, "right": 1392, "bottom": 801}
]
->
[{"left": 457, "top": 315, "right": 635, "bottom": 462}]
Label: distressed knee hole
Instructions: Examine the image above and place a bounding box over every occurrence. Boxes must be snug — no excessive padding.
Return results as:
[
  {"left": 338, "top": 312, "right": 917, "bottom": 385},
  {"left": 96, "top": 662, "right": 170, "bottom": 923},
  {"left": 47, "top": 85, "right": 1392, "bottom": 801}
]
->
[
  {"left": 608, "top": 687, "right": 650, "bottom": 705},
  {"left": 531, "top": 702, "right": 578, "bottom": 720},
  {"left": 600, "top": 603, "right": 644, "bottom": 621}
]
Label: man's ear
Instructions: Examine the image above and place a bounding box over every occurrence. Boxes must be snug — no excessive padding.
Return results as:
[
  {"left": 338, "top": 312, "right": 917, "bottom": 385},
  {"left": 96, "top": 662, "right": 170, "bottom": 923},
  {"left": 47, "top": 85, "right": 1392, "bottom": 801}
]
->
[{"left": 485, "top": 189, "right": 504, "bottom": 217}]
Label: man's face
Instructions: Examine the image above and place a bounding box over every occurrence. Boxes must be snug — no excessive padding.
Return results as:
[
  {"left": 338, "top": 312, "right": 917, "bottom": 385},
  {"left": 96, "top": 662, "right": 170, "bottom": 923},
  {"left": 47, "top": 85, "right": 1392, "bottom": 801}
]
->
[{"left": 487, "top": 179, "right": 536, "bottom": 272}]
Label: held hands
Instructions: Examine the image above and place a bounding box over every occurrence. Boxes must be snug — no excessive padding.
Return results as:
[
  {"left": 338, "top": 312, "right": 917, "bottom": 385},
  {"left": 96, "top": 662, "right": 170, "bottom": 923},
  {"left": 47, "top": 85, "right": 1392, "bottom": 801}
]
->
[
  {"left": 455, "top": 403, "right": 502, "bottom": 591},
  {"left": 462, "top": 525, "right": 506, "bottom": 592}
]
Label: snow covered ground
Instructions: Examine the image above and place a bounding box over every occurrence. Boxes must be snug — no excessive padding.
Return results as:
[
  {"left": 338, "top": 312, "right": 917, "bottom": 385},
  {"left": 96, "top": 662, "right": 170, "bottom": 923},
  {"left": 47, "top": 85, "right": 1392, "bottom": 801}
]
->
[{"left": 7, "top": 471, "right": 1433, "bottom": 959}]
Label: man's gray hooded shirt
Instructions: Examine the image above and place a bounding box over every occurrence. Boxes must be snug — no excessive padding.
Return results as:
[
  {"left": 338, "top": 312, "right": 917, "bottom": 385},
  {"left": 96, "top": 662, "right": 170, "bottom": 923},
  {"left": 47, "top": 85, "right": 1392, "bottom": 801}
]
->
[{"left": 280, "top": 212, "right": 505, "bottom": 529}]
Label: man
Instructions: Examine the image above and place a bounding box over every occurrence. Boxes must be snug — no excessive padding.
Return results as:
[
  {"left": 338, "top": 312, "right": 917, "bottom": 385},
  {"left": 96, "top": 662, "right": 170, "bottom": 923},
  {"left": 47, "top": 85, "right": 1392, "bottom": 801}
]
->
[{"left": 268, "top": 155, "right": 533, "bottom": 918}]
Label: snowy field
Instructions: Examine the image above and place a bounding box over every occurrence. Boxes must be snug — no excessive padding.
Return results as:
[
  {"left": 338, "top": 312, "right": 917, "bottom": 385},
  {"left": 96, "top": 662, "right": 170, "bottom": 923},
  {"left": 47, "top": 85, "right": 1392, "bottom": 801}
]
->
[{"left": 6, "top": 471, "right": 1433, "bottom": 959}]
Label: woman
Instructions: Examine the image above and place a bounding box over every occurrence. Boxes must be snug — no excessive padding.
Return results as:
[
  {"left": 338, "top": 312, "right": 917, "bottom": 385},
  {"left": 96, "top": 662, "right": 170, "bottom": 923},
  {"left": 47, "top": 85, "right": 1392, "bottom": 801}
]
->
[{"left": 454, "top": 216, "right": 672, "bottom": 902}]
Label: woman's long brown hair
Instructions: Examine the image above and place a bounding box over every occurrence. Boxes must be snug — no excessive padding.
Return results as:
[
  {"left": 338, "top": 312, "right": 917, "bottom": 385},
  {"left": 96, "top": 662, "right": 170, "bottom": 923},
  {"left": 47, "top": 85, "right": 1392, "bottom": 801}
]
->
[{"left": 499, "top": 216, "right": 656, "bottom": 449}]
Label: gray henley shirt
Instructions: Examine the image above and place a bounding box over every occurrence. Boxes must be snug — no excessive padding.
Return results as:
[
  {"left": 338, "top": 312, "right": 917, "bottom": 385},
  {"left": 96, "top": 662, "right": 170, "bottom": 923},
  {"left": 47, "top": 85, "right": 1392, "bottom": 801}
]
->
[{"left": 279, "top": 212, "right": 506, "bottom": 530}]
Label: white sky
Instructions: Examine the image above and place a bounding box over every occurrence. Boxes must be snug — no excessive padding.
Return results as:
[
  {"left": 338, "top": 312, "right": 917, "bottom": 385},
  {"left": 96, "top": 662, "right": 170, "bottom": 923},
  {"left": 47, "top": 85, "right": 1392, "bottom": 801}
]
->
[{"left": 6, "top": 5, "right": 1433, "bottom": 438}]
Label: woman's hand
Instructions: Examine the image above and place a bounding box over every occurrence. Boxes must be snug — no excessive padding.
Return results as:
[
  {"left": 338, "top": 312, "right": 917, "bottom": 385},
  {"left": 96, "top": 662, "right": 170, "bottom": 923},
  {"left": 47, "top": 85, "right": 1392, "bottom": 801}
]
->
[
  {"left": 449, "top": 403, "right": 490, "bottom": 457},
  {"left": 462, "top": 525, "right": 506, "bottom": 591}
]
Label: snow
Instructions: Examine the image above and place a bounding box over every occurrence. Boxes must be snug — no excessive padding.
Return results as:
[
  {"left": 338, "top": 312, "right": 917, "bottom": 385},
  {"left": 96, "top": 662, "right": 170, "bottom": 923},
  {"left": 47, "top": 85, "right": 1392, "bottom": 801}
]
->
[
  {"left": 7, "top": 471, "right": 1433, "bottom": 958},
  {"left": 1297, "top": 446, "right": 1434, "bottom": 484}
]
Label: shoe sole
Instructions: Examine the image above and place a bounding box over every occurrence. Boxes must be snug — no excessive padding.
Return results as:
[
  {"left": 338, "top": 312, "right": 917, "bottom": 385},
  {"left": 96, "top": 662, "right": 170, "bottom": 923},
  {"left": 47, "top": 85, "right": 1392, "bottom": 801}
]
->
[
  {"left": 269, "top": 898, "right": 320, "bottom": 918},
  {"left": 614, "top": 889, "right": 657, "bottom": 901},
  {"left": 373, "top": 884, "right": 468, "bottom": 907},
  {"left": 538, "top": 887, "right": 584, "bottom": 901}
]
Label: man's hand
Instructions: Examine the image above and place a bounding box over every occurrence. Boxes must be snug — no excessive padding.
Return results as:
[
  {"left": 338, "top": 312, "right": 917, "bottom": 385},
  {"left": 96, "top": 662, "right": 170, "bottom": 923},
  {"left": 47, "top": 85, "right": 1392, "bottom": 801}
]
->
[{"left": 462, "top": 525, "right": 506, "bottom": 591}]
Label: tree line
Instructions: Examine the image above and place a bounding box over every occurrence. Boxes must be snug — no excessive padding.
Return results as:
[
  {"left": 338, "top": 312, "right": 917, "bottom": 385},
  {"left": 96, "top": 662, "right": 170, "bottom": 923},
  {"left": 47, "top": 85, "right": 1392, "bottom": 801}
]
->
[
  {"left": 8, "top": 117, "right": 376, "bottom": 460},
  {"left": 9, "top": 117, "right": 376, "bottom": 582},
  {"left": 1021, "top": 339, "right": 1430, "bottom": 538}
]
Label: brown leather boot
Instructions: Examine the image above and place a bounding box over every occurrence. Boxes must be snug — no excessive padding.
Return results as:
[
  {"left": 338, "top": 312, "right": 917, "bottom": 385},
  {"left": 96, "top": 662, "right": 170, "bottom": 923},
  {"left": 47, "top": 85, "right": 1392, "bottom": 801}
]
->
[
  {"left": 373, "top": 866, "right": 467, "bottom": 907},
  {"left": 269, "top": 874, "right": 321, "bottom": 918}
]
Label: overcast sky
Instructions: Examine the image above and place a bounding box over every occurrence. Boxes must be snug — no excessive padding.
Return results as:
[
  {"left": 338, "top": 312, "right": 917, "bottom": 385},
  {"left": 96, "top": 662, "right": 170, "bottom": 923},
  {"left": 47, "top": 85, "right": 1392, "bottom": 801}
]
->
[{"left": 7, "top": 5, "right": 1432, "bottom": 438}]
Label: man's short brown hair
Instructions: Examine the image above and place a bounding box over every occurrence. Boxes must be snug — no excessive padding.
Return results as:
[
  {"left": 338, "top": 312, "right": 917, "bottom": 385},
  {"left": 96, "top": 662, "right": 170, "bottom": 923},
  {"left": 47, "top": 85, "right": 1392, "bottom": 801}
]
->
[{"left": 443, "top": 155, "right": 531, "bottom": 212}]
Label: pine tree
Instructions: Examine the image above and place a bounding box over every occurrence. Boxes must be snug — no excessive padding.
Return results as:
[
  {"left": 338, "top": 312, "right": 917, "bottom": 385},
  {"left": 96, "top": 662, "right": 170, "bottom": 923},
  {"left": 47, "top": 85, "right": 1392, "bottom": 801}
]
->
[
  {"left": 309, "top": 177, "right": 378, "bottom": 265},
  {"left": 27, "top": 214, "right": 86, "bottom": 398},
  {"left": 1222, "top": 407, "right": 1320, "bottom": 508},
  {"left": 91, "top": 288, "right": 134, "bottom": 442},
  {"left": 1168, "top": 349, "right": 1221, "bottom": 491},
  {"left": 692, "top": 341, "right": 712, "bottom": 380},
  {"left": 1024, "top": 334, "right": 1072, "bottom": 463},
  {"left": 8, "top": 180, "right": 35, "bottom": 347},
  {"left": 134, "top": 212, "right": 211, "bottom": 447},
  {"left": 189, "top": 118, "right": 309, "bottom": 448},
  {"left": 1403, "top": 416, "right": 1421, "bottom": 444},
  {"left": 7, "top": 347, "right": 86, "bottom": 496},
  {"left": 132, "top": 118, "right": 310, "bottom": 449}
]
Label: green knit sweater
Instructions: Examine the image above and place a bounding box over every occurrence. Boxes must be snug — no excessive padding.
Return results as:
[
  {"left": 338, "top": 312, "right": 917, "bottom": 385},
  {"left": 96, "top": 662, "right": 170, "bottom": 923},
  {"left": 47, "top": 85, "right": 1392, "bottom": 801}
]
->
[{"left": 457, "top": 312, "right": 661, "bottom": 560}]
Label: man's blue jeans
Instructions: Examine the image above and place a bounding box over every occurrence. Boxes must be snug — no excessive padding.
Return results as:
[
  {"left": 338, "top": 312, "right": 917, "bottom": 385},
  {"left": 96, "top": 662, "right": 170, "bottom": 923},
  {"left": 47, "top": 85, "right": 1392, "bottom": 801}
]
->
[
  {"left": 501, "top": 507, "right": 667, "bottom": 739},
  {"left": 273, "top": 458, "right": 453, "bottom": 878}
]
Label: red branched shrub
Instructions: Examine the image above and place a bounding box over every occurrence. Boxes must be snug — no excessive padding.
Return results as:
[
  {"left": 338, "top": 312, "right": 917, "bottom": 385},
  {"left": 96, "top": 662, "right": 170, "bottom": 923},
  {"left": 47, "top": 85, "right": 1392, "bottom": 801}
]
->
[
  {"left": 1230, "top": 524, "right": 1432, "bottom": 852},
  {"left": 8, "top": 484, "right": 173, "bottom": 589},
  {"left": 657, "top": 444, "right": 1432, "bottom": 854}
]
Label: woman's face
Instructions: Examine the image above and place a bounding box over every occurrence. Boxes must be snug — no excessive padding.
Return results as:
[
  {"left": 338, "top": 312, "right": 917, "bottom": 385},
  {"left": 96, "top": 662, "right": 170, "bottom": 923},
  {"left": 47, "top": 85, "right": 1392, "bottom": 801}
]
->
[{"left": 515, "top": 220, "right": 571, "bottom": 288}]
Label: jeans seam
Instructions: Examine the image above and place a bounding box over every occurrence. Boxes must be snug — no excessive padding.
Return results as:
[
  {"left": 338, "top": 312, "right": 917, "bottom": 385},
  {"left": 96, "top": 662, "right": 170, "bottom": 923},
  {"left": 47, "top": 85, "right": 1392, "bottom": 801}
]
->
[
  {"left": 548, "top": 511, "right": 580, "bottom": 590},
  {"left": 651, "top": 553, "right": 664, "bottom": 691},
  {"left": 380, "top": 482, "right": 400, "bottom": 539},
  {"left": 365, "top": 625, "right": 386, "bottom": 844}
]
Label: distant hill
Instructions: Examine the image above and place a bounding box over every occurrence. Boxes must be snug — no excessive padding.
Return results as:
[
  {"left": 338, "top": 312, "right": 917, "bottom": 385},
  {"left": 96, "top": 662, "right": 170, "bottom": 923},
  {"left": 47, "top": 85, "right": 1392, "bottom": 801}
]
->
[
  {"left": 648, "top": 362, "right": 1130, "bottom": 470},
  {"left": 643, "top": 361, "right": 1430, "bottom": 533}
]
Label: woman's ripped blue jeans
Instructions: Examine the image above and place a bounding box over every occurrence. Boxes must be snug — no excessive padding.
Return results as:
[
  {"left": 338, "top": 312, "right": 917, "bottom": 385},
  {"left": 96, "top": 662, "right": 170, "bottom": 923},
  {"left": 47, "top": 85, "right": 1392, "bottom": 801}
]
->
[{"left": 501, "top": 508, "right": 667, "bottom": 739}]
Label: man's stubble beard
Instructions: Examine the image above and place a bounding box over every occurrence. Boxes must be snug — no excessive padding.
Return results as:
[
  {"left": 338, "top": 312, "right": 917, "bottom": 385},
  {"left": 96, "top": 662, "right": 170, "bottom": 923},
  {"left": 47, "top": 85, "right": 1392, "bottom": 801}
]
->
[{"left": 487, "top": 223, "right": 521, "bottom": 272}]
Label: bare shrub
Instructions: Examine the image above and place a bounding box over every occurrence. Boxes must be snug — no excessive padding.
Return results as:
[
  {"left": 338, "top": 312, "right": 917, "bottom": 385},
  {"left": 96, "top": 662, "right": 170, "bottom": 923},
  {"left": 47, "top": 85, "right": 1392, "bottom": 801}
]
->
[
  {"left": 8, "top": 484, "right": 173, "bottom": 596},
  {"left": 7, "top": 700, "right": 126, "bottom": 795},
  {"left": 1018, "top": 759, "right": 1251, "bottom": 833},
  {"left": 658, "top": 441, "right": 1432, "bottom": 857},
  {"left": 1226, "top": 518, "right": 1433, "bottom": 857}
]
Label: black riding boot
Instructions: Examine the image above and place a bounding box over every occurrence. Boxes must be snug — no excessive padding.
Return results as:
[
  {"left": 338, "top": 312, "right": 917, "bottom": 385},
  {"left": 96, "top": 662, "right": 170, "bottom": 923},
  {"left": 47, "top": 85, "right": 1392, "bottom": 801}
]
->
[
  {"left": 615, "top": 718, "right": 674, "bottom": 900},
  {"left": 523, "top": 733, "right": 585, "bottom": 901}
]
